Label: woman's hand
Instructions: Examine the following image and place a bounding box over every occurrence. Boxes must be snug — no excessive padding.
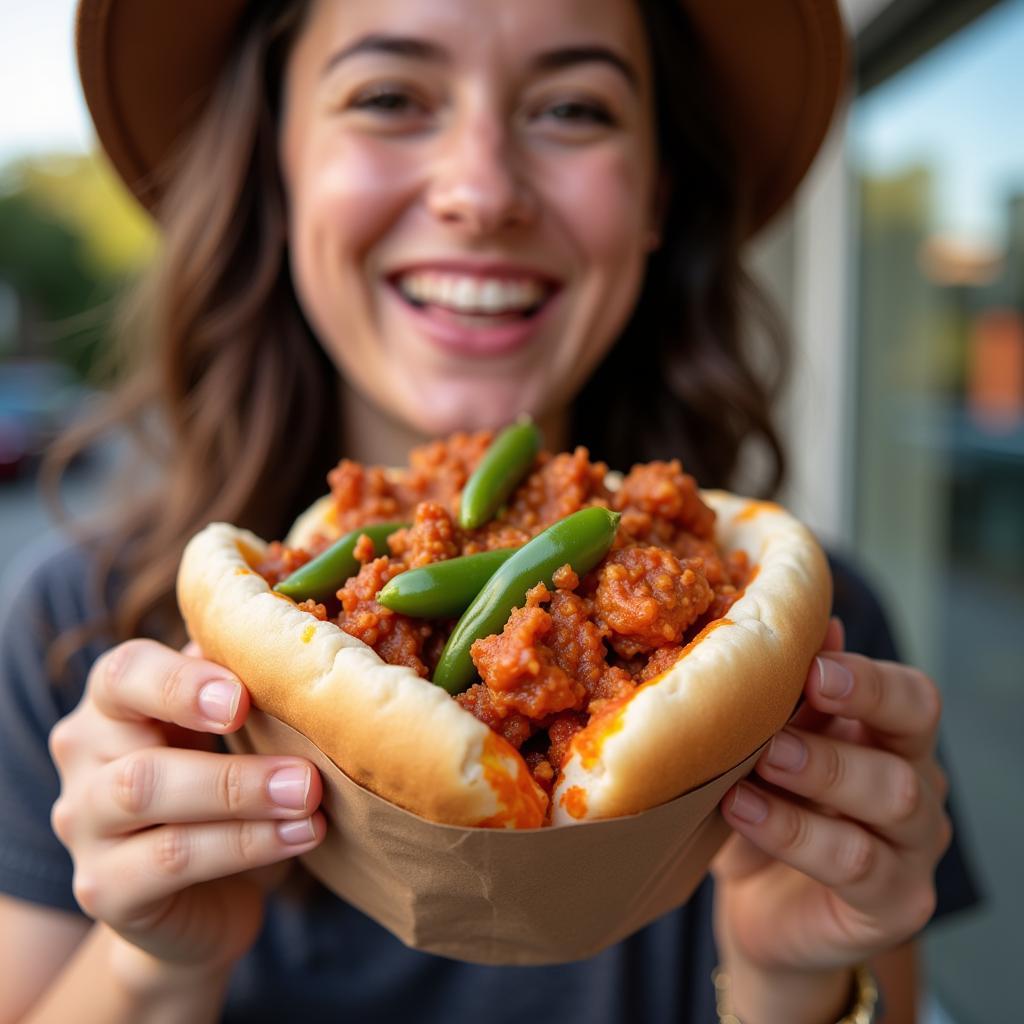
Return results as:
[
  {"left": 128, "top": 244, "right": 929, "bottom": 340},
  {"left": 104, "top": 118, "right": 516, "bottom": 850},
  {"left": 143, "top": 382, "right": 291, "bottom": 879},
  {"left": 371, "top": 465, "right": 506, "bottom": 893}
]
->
[
  {"left": 711, "top": 620, "right": 952, "bottom": 1022},
  {"left": 48, "top": 639, "right": 325, "bottom": 987}
]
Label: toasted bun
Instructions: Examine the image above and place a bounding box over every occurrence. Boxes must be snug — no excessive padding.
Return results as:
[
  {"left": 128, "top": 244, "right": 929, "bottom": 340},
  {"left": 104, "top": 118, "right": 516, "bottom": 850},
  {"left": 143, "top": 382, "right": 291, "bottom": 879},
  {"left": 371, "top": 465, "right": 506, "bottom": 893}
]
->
[
  {"left": 177, "top": 491, "right": 830, "bottom": 827},
  {"left": 177, "top": 525, "right": 547, "bottom": 827},
  {"left": 551, "top": 491, "right": 830, "bottom": 824}
]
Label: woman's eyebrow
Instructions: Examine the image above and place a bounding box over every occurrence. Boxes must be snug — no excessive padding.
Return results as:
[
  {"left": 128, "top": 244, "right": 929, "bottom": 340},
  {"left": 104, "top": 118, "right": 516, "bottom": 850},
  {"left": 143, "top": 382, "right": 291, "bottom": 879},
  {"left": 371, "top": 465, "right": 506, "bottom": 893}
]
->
[
  {"left": 321, "top": 35, "right": 639, "bottom": 93},
  {"left": 531, "top": 46, "right": 639, "bottom": 93},
  {"left": 322, "top": 34, "right": 446, "bottom": 76}
]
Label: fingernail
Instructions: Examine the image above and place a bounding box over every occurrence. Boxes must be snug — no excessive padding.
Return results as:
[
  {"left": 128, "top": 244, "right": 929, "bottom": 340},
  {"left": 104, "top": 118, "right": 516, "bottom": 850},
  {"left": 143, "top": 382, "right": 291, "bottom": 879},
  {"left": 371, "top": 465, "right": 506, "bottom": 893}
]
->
[
  {"left": 277, "top": 817, "right": 317, "bottom": 845},
  {"left": 198, "top": 680, "right": 241, "bottom": 726},
  {"left": 764, "top": 730, "right": 807, "bottom": 772},
  {"left": 268, "top": 766, "right": 310, "bottom": 810},
  {"left": 729, "top": 784, "right": 768, "bottom": 824},
  {"left": 817, "top": 657, "right": 854, "bottom": 700}
]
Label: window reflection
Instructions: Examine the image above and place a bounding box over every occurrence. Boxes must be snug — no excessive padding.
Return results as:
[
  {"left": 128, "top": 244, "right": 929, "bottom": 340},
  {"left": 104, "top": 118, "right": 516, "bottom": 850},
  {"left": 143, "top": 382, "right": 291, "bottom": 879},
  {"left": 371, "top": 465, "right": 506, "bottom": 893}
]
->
[{"left": 851, "top": 2, "right": 1024, "bottom": 1019}]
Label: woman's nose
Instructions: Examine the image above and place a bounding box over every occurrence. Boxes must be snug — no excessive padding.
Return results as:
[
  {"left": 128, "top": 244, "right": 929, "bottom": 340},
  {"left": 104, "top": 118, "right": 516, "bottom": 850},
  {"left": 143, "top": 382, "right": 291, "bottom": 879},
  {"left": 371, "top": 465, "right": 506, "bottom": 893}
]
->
[{"left": 425, "top": 116, "right": 537, "bottom": 236}]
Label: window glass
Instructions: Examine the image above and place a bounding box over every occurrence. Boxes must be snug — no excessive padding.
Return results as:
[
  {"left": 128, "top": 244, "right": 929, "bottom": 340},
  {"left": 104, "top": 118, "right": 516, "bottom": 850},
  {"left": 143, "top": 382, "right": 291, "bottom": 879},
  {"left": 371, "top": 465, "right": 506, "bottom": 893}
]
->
[{"left": 850, "top": 2, "right": 1024, "bottom": 1017}]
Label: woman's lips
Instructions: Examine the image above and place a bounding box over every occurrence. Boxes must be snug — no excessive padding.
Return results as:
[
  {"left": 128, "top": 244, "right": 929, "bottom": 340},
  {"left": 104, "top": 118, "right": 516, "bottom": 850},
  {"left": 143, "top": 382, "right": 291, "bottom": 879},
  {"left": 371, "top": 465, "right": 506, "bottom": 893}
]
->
[{"left": 388, "top": 282, "right": 560, "bottom": 357}]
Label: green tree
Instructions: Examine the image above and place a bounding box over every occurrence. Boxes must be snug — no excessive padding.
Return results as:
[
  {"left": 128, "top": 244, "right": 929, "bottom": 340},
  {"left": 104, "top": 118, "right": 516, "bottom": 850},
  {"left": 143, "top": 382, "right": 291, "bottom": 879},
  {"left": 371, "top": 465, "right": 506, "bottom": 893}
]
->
[{"left": 0, "top": 153, "right": 155, "bottom": 382}]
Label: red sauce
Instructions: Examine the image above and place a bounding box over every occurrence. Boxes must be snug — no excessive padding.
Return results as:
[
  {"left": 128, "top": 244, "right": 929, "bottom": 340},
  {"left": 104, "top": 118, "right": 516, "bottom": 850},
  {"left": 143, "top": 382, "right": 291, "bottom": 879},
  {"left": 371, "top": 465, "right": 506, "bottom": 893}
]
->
[
  {"left": 559, "top": 786, "right": 589, "bottom": 820},
  {"left": 477, "top": 733, "right": 548, "bottom": 828},
  {"left": 735, "top": 499, "right": 782, "bottom": 523},
  {"left": 571, "top": 618, "right": 736, "bottom": 771}
]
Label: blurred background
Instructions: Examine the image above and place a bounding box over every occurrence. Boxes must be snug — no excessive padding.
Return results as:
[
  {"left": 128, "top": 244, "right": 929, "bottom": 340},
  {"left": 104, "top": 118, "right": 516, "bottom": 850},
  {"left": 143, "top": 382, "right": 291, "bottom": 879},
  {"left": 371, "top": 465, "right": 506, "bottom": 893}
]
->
[{"left": 0, "top": 1, "right": 1020, "bottom": 1020}]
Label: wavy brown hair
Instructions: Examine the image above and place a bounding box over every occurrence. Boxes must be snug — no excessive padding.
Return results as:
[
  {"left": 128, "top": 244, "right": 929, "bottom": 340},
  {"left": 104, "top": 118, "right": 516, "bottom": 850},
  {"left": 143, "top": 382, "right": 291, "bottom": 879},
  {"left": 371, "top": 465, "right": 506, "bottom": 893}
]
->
[
  {"left": 45, "top": 0, "right": 789, "bottom": 661},
  {"left": 575, "top": 0, "right": 789, "bottom": 486}
]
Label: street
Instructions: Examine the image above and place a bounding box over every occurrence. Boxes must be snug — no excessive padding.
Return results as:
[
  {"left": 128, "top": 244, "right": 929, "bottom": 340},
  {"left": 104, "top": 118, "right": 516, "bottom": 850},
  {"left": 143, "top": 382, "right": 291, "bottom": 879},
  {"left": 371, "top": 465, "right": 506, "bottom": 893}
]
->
[{"left": 0, "top": 456, "right": 112, "bottom": 568}]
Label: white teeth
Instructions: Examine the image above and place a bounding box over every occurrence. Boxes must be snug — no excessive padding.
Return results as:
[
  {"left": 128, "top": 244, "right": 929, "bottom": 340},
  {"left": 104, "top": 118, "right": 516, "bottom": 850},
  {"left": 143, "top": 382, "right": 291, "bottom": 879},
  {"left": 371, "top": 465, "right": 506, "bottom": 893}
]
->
[
  {"left": 398, "top": 272, "right": 548, "bottom": 315},
  {"left": 453, "top": 277, "right": 475, "bottom": 310},
  {"left": 480, "top": 280, "right": 502, "bottom": 311}
]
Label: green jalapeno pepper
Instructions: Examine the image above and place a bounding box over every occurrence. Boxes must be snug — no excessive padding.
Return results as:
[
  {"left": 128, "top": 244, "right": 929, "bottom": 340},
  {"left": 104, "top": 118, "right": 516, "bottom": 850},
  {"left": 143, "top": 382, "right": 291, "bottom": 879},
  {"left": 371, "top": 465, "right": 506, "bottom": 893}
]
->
[
  {"left": 432, "top": 506, "right": 621, "bottom": 695},
  {"left": 458, "top": 418, "right": 542, "bottom": 530},
  {"left": 376, "top": 547, "right": 518, "bottom": 619},
  {"left": 274, "top": 521, "right": 407, "bottom": 602}
]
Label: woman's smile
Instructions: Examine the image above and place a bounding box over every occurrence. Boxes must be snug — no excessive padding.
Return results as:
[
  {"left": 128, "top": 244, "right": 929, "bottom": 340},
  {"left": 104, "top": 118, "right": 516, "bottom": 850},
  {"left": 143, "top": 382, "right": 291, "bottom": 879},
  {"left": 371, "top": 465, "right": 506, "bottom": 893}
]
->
[{"left": 386, "top": 261, "right": 564, "bottom": 357}]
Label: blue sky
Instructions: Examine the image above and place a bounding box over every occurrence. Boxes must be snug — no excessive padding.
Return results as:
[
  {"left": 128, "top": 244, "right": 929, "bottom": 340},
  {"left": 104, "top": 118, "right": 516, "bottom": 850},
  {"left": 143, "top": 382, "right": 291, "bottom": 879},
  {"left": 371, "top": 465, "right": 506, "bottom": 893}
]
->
[
  {"left": 851, "top": 0, "right": 1024, "bottom": 247},
  {"left": 0, "top": 0, "right": 89, "bottom": 160}
]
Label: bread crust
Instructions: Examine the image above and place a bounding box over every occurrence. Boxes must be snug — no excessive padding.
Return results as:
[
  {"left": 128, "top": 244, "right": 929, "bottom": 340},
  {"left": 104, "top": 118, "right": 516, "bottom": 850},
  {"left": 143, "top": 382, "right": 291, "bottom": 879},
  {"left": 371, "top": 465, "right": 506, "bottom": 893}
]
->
[
  {"left": 177, "top": 525, "right": 547, "bottom": 827},
  {"left": 177, "top": 490, "right": 830, "bottom": 827},
  {"left": 551, "top": 491, "right": 831, "bottom": 824}
]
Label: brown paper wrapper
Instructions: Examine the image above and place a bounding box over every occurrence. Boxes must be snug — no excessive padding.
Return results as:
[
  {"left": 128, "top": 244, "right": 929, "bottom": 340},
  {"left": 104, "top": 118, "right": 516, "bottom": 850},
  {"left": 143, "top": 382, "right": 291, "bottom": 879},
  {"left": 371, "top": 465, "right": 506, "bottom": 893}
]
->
[{"left": 230, "top": 708, "right": 766, "bottom": 965}]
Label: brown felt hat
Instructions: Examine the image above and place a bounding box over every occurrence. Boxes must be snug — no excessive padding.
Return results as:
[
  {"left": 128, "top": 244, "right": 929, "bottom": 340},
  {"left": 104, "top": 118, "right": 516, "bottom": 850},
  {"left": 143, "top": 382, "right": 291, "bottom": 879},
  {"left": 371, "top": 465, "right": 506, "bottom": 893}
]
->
[{"left": 76, "top": 0, "right": 849, "bottom": 234}]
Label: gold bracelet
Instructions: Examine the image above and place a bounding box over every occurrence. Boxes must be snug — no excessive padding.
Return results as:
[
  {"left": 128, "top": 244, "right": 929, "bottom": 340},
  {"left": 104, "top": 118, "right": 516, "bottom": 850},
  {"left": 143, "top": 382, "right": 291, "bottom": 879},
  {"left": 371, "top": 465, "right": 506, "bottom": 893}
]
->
[{"left": 711, "top": 963, "right": 879, "bottom": 1024}]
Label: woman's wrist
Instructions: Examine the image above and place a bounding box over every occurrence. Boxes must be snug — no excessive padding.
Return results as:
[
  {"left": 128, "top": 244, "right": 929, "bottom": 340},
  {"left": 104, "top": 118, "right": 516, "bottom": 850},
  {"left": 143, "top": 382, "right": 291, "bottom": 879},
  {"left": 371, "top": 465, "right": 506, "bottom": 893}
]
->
[
  {"left": 714, "top": 957, "right": 857, "bottom": 1024},
  {"left": 103, "top": 925, "right": 234, "bottom": 1010},
  {"left": 23, "top": 924, "right": 234, "bottom": 1024}
]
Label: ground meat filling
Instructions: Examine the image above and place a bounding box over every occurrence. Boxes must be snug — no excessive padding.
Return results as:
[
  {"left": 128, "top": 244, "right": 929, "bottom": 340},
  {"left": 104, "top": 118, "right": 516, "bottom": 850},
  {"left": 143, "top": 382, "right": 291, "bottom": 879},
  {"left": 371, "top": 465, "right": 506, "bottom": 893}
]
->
[
  {"left": 253, "top": 435, "right": 753, "bottom": 794},
  {"left": 613, "top": 460, "right": 715, "bottom": 540},
  {"left": 327, "top": 462, "right": 406, "bottom": 534},
  {"left": 388, "top": 502, "right": 461, "bottom": 568},
  {"left": 254, "top": 542, "right": 311, "bottom": 588},
  {"left": 470, "top": 583, "right": 586, "bottom": 721},
  {"left": 594, "top": 547, "right": 714, "bottom": 659},
  {"left": 503, "top": 449, "right": 613, "bottom": 532},
  {"left": 335, "top": 556, "right": 431, "bottom": 678},
  {"left": 297, "top": 599, "right": 328, "bottom": 621},
  {"left": 455, "top": 684, "right": 533, "bottom": 750},
  {"left": 322, "top": 432, "right": 493, "bottom": 541}
]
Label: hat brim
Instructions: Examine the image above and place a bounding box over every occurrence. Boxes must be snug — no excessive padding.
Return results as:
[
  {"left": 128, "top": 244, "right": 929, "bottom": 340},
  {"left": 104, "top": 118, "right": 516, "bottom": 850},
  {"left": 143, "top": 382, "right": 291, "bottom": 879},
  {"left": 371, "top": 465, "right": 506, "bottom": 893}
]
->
[{"left": 76, "top": 0, "right": 848, "bottom": 234}]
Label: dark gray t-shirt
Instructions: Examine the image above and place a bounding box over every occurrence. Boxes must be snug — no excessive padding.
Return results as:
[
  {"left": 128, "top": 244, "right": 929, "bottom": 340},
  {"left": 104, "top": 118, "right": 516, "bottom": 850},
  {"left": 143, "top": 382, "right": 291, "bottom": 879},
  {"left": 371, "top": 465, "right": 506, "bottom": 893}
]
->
[{"left": 0, "top": 535, "right": 980, "bottom": 1023}]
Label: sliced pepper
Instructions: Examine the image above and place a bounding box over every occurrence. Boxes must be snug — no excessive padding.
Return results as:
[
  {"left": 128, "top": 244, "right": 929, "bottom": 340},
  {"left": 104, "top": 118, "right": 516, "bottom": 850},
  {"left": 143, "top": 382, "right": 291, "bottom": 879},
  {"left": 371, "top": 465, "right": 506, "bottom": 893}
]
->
[
  {"left": 273, "top": 521, "right": 407, "bottom": 602},
  {"left": 458, "top": 417, "right": 542, "bottom": 530},
  {"left": 432, "top": 506, "right": 621, "bottom": 695},
  {"left": 376, "top": 547, "right": 518, "bottom": 619}
]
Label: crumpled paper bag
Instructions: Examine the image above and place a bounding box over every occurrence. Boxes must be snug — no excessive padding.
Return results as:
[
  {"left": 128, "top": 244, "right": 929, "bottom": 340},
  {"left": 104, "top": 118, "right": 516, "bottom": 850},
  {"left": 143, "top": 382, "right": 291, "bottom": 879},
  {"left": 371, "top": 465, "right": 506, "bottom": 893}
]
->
[{"left": 229, "top": 708, "right": 766, "bottom": 965}]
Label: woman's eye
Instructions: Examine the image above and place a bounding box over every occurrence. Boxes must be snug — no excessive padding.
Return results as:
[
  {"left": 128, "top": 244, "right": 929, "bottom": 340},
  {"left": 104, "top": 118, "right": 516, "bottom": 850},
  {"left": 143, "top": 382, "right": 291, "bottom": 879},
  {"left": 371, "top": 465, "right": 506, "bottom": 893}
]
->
[
  {"left": 542, "top": 101, "right": 615, "bottom": 126},
  {"left": 350, "top": 89, "right": 425, "bottom": 116}
]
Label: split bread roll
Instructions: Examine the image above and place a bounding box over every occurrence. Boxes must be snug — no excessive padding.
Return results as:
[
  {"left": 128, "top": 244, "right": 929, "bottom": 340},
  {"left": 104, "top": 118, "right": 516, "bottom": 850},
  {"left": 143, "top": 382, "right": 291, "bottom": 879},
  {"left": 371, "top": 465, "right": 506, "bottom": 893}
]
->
[{"left": 177, "top": 490, "right": 831, "bottom": 828}]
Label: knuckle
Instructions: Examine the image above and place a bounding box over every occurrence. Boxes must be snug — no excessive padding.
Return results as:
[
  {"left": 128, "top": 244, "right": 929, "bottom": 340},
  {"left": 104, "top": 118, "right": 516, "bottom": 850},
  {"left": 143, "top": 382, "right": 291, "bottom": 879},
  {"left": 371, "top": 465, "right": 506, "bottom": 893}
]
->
[
  {"left": 905, "top": 882, "right": 938, "bottom": 933},
  {"left": 160, "top": 658, "right": 194, "bottom": 717},
  {"left": 113, "top": 753, "right": 159, "bottom": 817},
  {"left": 50, "top": 796, "right": 75, "bottom": 844},
  {"left": 838, "top": 831, "right": 877, "bottom": 885},
  {"left": 885, "top": 762, "right": 921, "bottom": 826},
  {"left": 152, "top": 825, "right": 192, "bottom": 878},
  {"left": 777, "top": 804, "right": 812, "bottom": 855},
  {"left": 48, "top": 714, "right": 79, "bottom": 767},
  {"left": 72, "top": 868, "right": 101, "bottom": 918},
  {"left": 218, "top": 759, "right": 247, "bottom": 815},
  {"left": 235, "top": 820, "right": 263, "bottom": 865},
  {"left": 91, "top": 641, "right": 141, "bottom": 702},
  {"left": 863, "top": 657, "right": 886, "bottom": 713},
  {"left": 819, "top": 742, "right": 846, "bottom": 794}
]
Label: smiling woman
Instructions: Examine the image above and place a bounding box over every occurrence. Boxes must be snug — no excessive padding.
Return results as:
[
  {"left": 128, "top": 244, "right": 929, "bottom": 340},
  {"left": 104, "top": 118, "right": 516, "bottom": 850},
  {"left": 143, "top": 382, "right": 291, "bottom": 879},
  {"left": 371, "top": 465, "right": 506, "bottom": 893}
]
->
[{"left": 0, "top": 1, "right": 980, "bottom": 1022}]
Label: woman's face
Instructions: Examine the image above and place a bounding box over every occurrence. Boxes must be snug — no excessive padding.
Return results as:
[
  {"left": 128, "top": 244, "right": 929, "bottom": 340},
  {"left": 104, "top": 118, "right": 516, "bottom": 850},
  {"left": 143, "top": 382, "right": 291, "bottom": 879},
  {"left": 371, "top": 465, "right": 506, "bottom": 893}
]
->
[{"left": 280, "top": 0, "right": 659, "bottom": 437}]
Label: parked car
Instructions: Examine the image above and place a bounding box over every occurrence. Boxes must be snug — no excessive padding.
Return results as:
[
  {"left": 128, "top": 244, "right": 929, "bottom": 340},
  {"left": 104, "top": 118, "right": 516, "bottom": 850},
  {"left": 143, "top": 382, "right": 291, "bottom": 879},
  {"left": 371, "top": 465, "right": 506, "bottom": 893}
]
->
[{"left": 0, "top": 360, "right": 94, "bottom": 480}]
